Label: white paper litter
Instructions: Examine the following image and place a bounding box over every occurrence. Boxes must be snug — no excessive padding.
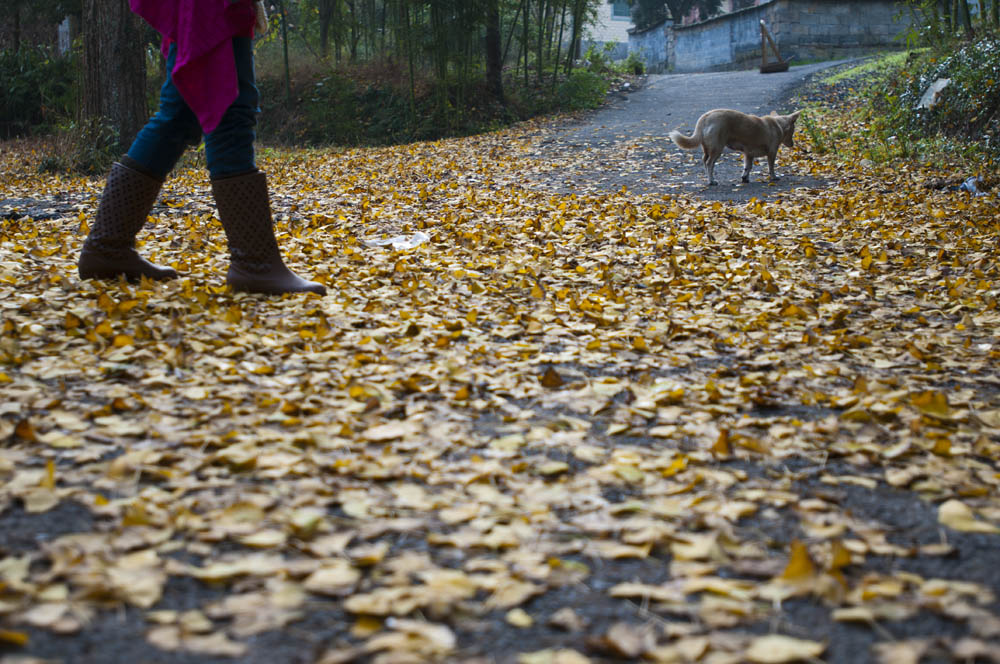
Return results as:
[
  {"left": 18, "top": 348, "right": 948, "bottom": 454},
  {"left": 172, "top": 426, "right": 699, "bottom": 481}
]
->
[{"left": 363, "top": 231, "right": 430, "bottom": 251}]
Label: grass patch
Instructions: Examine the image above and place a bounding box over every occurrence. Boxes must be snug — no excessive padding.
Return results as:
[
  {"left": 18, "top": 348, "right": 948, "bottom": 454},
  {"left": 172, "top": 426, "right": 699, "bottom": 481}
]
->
[{"left": 819, "top": 49, "right": 924, "bottom": 85}]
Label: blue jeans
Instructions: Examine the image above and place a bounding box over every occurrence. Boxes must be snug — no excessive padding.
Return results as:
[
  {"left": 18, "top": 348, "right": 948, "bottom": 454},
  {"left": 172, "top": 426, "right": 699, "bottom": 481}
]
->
[{"left": 127, "top": 37, "right": 259, "bottom": 180}]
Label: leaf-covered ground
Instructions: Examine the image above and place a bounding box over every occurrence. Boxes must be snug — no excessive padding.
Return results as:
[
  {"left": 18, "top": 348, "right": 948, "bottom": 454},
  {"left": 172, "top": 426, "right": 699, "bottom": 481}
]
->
[{"left": 1, "top": 70, "right": 1000, "bottom": 664}]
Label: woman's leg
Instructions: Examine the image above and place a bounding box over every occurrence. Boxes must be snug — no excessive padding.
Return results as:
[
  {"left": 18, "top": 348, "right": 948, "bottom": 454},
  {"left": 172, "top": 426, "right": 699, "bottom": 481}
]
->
[
  {"left": 79, "top": 45, "right": 200, "bottom": 282},
  {"left": 127, "top": 44, "right": 204, "bottom": 179},
  {"left": 207, "top": 37, "right": 325, "bottom": 295},
  {"left": 203, "top": 36, "right": 258, "bottom": 179}
]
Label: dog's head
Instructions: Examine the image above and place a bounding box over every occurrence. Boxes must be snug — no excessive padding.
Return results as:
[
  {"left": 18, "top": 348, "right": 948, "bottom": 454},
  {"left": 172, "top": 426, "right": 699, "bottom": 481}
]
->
[{"left": 780, "top": 111, "right": 801, "bottom": 148}]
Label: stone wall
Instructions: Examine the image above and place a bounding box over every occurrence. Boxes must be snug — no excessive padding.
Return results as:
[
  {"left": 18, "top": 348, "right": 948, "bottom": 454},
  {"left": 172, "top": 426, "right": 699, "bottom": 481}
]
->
[{"left": 630, "top": 0, "right": 913, "bottom": 74}]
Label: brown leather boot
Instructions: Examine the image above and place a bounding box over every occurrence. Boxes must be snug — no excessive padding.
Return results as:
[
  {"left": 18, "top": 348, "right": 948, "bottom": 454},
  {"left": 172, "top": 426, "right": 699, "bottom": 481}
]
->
[
  {"left": 211, "top": 170, "right": 326, "bottom": 295},
  {"left": 78, "top": 161, "right": 178, "bottom": 281}
]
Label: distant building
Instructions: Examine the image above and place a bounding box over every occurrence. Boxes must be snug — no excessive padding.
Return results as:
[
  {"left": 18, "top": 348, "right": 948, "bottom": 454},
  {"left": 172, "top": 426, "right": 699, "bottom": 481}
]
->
[
  {"left": 680, "top": 0, "right": 766, "bottom": 25},
  {"left": 582, "top": 1, "right": 634, "bottom": 60}
]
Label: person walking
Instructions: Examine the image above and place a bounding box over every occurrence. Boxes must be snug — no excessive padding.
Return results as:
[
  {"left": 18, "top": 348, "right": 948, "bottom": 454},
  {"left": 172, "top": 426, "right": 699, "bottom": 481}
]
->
[{"left": 78, "top": 0, "right": 325, "bottom": 295}]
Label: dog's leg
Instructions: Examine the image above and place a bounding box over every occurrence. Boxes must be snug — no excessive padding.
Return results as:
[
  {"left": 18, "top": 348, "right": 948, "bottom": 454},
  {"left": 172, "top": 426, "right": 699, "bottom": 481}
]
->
[
  {"left": 704, "top": 148, "right": 720, "bottom": 186},
  {"left": 741, "top": 154, "right": 754, "bottom": 183},
  {"left": 767, "top": 152, "right": 780, "bottom": 181}
]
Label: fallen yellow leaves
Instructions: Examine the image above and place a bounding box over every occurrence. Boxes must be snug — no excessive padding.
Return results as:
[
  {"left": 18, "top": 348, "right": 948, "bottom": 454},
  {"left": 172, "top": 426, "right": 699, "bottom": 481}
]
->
[{"left": 2, "top": 87, "right": 1000, "bottom": 663}]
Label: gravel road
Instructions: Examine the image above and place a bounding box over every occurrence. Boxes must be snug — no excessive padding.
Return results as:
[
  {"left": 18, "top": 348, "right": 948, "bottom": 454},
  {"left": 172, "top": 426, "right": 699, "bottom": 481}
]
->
[{"left": 523, "top": 61, "right": 852, "bottom": 201}]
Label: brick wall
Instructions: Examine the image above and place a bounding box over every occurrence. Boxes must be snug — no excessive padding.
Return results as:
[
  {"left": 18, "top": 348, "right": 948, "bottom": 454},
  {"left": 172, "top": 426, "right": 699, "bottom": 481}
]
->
[{"left": 630, "top": 0, "right": 912, "bottom": 74}]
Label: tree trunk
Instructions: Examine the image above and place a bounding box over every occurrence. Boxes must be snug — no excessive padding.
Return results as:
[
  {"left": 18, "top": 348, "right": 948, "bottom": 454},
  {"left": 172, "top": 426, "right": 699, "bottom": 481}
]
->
[
  {"left": 485, "top": 0, "right": 505, "bottom": 104},
  {"left": 346, "top": 0, "right": 359, "bottom": 61},
  {"left": 13, "top": 2, "right": 21, "bottom": 52},
  {"left": 82, "top": 0, "right": 147, "bottom": 149},
  {"left": 553, "top": 3, "right": 566, "bottom": 86},
  {"left": 523, "top": 0, "right": 530, "bottom": 86},
  {"left": 404, "top": 1, "right": 416, "bottom": 122},
  {"left": 503, "top": 0, "right": 526, "bottom": 65},
  {"left": 319, "top": 0, "right": 334, "bottom": 59},
  {"left": 536, "top": 0, "right": 546, "bottom": 83},
  {"left": 958, "top": 0, "right": 974, "bottom": 35},
  {"left": 566, "top": 0, "right": 585, "bottom": 75}
]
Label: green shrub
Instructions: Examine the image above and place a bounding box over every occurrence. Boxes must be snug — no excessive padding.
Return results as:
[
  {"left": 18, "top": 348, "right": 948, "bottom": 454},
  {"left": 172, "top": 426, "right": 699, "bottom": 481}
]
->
[
  {"left": 302, "top": 74, "right": 365, "bottom": 144},
  {"left": 906, "top": 38, "right": 1000, "bottom": 151},
  {"left": 859, "top": 39, "right": 1000, "bottom": 156},
  {"left": 0, "top": 47, "right": 77, "bottom": 138},
  {"left": 70, "top": 117, "right": 120, "bottom": 175},
  {"left": 798, "top": 108, "right": 827, "bottom": 154},
  {"left": 618, "top": 51, "right": 645, "bottom": 76},
  {"left": 557, "top": 71, "right": 609, "bottom": 111},
  {"left": 259, "top": 71, "right": 429, "bottom": 146},
  {"left": 584, "top": 43, "right": 615, "bottom": 74},
  {"left": 257, "top": 59, "right": 618, "bottom": 147}
]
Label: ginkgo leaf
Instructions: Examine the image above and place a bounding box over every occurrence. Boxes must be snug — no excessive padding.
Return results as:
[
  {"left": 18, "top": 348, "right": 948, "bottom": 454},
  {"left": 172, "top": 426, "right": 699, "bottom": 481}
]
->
[
  {"left": 0, "top": 629, "right": 29, "bottom": 646},
  {"left": 506, "top": 608, "right": 533, "bottom": 627},
  {"left": 240, "top": 529, "right": 288, "bottom": 548},
  {"left": 938, "top": 499, "right": 1000, "bottom": 534},
  {"left": 745, "top": 634, "right": 826, "bottom": 663},
  {"left": 304, "top": 562, "right": 362, "bottom": 596},
  {"left": 518, "top": 649, "right": 592, "bottom": 664},
  {"left": 362, "top": 420, "right": 420, "bottom": 441},
  {"left": 873, "top": 639, "right": 931, "bottom": 664},
  {"left": 778, "top": 540, "right": 818, "bottom": 584},
  {"left": 540, "top": 367, "right": 565, "bottom": 388}
]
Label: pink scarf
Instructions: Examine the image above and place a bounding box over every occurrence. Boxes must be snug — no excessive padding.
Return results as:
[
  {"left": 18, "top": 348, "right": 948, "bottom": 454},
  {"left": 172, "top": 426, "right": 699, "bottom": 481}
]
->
[{"left": 129, "top": 0, "right": 255, "bottom": 133}]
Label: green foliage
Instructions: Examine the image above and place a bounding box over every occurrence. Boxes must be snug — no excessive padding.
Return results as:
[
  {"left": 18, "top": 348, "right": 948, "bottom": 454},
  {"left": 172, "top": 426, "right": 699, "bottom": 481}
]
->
[
  {"left": 9, "top": 0, "right": 81, "bottom": 25},
  {"left": 906, "top": 39, "right": 1000, "bottom": 148},
  {"left": 584, "top": 43, "right": 616, "bottom": 74},
  {"left": 556, "top": 71, "right": 609, "bottom": 110},
  {"left": 257, "top": 56, "right": 617, "bottom": 148},
  {"left": 819, "top": 51, "right": 917, "bottom": 85},
  {"left": 859, "top": 39, "right": 1000, "bottom": 158},
  {"left": 897, "top": 0, "right": 999, "bottom": 47},
  {"left": 0, "top": 47, "right": 77, "bottom": 139},
  {"left": 583, "top": 42, "right": 643, "bottom": 76},
  {"left": 798, "top": 107, "right": 827, "bottom": 155},
  {"left": 258, "top": 67, "right": 441, "bottom": 146},
  {"left": 69, "top": 116, "right": 121, "bottom": 174},
  {"left": 302, "top": 75, "right": 366, "bottom": 144},
  {"left": 619, "top": 51, "right": 646, "bottom": 76}
]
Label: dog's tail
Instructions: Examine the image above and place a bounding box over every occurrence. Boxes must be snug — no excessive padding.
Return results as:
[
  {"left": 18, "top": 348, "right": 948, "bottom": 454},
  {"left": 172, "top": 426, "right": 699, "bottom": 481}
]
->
[{"left": 669, "top": 128, "right": 701, "bottom": 150}]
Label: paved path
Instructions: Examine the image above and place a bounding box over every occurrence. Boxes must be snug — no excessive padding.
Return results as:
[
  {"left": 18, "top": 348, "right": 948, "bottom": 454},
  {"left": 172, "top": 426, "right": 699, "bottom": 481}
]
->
[{"left": 525, "top": 61, "right": 851, "bottom": 200}]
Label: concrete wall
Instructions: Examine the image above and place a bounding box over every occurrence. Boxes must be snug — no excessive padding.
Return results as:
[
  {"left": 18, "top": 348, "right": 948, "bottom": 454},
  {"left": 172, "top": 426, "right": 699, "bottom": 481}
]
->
[
  {"left": 630, "top": 0, "right": 913, "bottom": 74},
  {"left": 629, "top": 22, "right": 671, "bottom": 70}
]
